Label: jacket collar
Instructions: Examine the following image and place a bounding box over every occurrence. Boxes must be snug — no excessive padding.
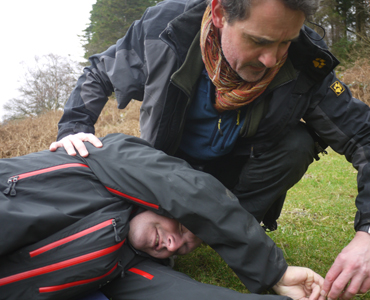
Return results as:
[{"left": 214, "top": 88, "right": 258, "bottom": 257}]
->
[
  {"left": 171, "top": 31, "right": 203, "bottom": 98},
  {"left": 289, "top": 25, "right": 340, "bottom": 93},
  {"left": 160, "top": 0, "right": 206, "bottom": 64},
  {"left": 267, "top": 25, "right": 341, "bottom": 94}
]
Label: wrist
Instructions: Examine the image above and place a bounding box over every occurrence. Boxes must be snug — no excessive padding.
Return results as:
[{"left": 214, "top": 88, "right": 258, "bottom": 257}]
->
[{"left": 272, "top": 266, "right": 290, "bottom": 292}]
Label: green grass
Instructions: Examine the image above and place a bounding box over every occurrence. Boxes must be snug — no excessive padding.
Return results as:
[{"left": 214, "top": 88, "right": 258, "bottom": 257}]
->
[{"left": 175, "top": 149, "right": 370, "bottom": 299}]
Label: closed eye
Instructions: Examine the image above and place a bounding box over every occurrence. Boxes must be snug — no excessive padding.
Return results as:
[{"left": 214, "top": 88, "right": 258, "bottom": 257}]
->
[
  {"left": 249, "top": 34, "right": 300, "bottom": 46},
  {"left": 251, "top": 37, "right": 274, "bottom": 46}
]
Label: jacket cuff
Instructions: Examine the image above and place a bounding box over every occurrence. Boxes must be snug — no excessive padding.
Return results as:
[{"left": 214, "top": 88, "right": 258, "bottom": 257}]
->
[
  {"left": 57, "top": 123, "right": 95, "bottom": 141},
  {"left": 354, "top": 211, "right": 370, "bottom": 230}
]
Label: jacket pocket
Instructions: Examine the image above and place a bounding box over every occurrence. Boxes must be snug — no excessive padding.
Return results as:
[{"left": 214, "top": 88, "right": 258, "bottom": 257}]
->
[
  {"left": 0, "top": 201, "right": 131, "bottom": 300},
  {"left": 3, "top": 163, "right": 89, "bottom": 196}
]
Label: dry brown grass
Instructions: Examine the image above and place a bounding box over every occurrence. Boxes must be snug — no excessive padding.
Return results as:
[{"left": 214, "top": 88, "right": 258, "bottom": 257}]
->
[
  {"left": 337, "top": 59, "right": 370, "bottom": 107},
  {"left": 95, "top": 99, "right": 140, "bottom": 138},
  {"left": 0, "top": 111, "right": 63, "bottom": 158},
  {"left": 0, "top": 99, "right": 140, "bottom": 158}
]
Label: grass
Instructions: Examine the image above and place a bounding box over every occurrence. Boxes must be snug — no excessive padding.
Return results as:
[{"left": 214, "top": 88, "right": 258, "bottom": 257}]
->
[
  {"left": 272, "top": 149, "right": 357, "bottom": 274},
  {"left": 175, "top": 149, "right": 370, "bottom": 299}
]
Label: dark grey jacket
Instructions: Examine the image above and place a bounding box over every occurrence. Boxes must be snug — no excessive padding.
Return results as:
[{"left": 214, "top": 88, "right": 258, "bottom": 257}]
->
[
  {"left": 1, "top": 133, "right": 287, "bottom": 294},
  {"left": 57, "top": 0, "right": 370, "bottom": 231}
]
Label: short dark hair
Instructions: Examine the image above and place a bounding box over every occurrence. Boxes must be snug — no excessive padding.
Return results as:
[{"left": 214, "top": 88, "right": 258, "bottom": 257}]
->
[{"left": 206, "top": 0, "right": 318, "bottom": 23}]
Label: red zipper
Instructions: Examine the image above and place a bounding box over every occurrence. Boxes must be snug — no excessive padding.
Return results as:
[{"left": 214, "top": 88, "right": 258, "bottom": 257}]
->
[
  {"left": 106, "top": 187, "right": 159, "bottom": 210},
  {"left": 11, "top": 163, "right": 89, "bottom": 180},
  {"left": 3, "top": 163, "right": 89, "bottom": 196},
  {"left": 39, "top": 262, "right": 118, "bottom": 293},
  {"left": 29, "top": 219, "right": 115, "bottom": 258},
  {"left": 128, "top": 268, "right": 154, "bottom": 280},
  {"left": 0, "top": 240, "right": 125, "bottom": 287},
  {"left": 3, "top": 162, "right": 160, "bottom": 210}
]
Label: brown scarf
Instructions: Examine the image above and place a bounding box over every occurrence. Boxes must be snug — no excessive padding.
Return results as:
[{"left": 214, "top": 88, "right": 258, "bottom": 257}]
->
[{"left": 200, "top": 6, "right": 287, "bottom": 113}]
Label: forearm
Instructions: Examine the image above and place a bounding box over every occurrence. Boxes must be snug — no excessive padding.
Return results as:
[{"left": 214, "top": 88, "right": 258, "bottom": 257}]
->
[
  {"left": 57, "top": 104, "right": 100, "bottom": 141},
  {"left": 351, "top": 146, "right": 370, "bottom": 229},
  {"left": 304, "top": 73, "right": 370, "bottom": 229}
]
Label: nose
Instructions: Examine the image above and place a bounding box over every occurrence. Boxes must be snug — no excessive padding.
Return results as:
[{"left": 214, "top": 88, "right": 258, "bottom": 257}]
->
[
  {"left": 258, "top": 47, "right": 278, "bottom": 69},
  {"left": 165, "top": 235, "right": 183, "bottom": 253},
  {"left": 259, "top": 43, "right": 289, "bottom": 69}
]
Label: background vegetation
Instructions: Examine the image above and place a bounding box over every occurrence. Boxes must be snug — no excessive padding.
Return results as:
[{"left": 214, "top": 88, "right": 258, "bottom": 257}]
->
[
  {"left": 3, "top": 0, "right": 370, "bottom": 121},
  {"left": 2, "top": 0, "right": 370, "bottom": 298},
  {"left": 313, "top": 0, "right": 370, "bottom": 63},
  {"left": 81, "top": 0, "right": 157, "bottom": 59}
]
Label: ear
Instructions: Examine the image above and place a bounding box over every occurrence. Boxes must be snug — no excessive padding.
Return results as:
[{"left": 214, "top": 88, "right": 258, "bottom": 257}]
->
[{"left": 211, "top": 0, "right": 225, "bottom": 28}]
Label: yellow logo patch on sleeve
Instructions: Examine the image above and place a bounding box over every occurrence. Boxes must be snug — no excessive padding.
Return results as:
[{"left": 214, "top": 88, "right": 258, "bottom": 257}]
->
[
  {"left": 313, "top": 58, "right": 326, "bottom": 69},
  {"left": 330, "top": 81, "right": 346, "bottom": 96}
]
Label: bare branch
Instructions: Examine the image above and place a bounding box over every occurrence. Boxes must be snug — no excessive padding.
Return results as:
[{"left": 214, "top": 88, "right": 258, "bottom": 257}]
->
[{"left": 3, "top": 54, "right": 80, "bottom": 120}]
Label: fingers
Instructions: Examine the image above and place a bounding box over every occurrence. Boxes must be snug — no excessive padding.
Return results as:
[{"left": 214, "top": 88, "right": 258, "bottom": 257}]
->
[
  {"left": 340, "top": 275, "right": 363, "bottom": 300},
  {"left": 308, "top": 282, "right": 325, "bottom": 300},
  {"left": 78, "top": 132, "right": 103, "bottom": 148},
  {"left": 49, "top": 133, "right": 103, "bottom": 157},
  {"left": 50, "top": 139, "right": 77, "bottom": 156},
  {"left": 359, "top": 277, "right": 370, "bottom": 294},
  {"left": 49, "top": 141, "right": 60, "bottom": 152},
  {"left": 322, "top": 263, "right": 343, "bottom": 299},
  {"left": 305, "top": 270, "right": 325, "bottom": 300},
  {"left": 323, "top": 257, "right": 370, "bottom": 300},
  {"left": 326, "top": 271, "right": 353, "bottom": 299},
  {"left": 335, "top": 273, "right": 370, "bottom": 300}
]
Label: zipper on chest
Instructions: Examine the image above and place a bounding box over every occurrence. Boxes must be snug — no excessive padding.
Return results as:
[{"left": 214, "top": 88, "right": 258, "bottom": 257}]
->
[
  {"left": 3, "top": 163, "right": 89, "bottom": 196},
  {"left": 29, "top": 218, "right": 121, "bottom": 258},
  {"left": 211, "top": 110, "right": 242, "bottom": 150},
  {"left": 0, "top": 218, "right": 124, "bottom": 288}
]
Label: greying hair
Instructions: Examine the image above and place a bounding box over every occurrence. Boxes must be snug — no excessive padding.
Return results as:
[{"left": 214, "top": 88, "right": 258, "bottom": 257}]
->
[{"left": 206, "top": 0, "right": 318, "bottom": 23}]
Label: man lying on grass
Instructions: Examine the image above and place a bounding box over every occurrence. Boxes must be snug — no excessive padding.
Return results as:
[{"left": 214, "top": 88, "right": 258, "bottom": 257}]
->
[{"left": 1, "top": 133, "right": 324, "bottom": 300}]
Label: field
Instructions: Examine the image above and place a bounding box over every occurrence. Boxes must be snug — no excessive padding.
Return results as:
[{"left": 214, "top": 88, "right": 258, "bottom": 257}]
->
[{"left": 1, "top": 60, "right": 370, "bottom": 299}]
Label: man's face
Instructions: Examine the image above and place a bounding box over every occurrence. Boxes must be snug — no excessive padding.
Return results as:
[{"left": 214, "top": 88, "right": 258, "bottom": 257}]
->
[
  {"left": 128, "top": 210, "right": 202, "bottom": 259},
  {"left": 212, "top": 0, "right": 305, "bottom": 82}
]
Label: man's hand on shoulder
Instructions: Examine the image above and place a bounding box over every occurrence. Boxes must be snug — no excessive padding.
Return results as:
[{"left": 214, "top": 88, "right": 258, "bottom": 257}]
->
[
  {"left": 322, "top": 231, "right": 370, "bottom": 300},
  {"left": 273, "top": 266, "right": 325, "bottom": 300},
  {"left": 49, "top": 133, "right": 103, "bottom": 157}
]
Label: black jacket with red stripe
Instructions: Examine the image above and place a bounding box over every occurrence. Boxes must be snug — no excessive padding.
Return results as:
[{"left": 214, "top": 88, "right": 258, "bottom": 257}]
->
[{"left": 0, "top": 133, "right": 287, "bottom": 295}]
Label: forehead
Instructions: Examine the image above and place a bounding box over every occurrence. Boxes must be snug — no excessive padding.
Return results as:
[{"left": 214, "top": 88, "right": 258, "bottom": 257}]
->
[{"left": 229, "top": 0, "right": 305, "bottom": 42}]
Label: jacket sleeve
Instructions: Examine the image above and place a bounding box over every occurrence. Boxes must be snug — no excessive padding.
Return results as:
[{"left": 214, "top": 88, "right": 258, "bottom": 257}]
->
[
  {"left": 304, "top": 71, "right": 370, "bottom": 229},
  {"left": 57, "top": 11, "right": 149, "bottom": 140},
  {"left": 81, "top": 133, "right": 288, "bottom": 294}
]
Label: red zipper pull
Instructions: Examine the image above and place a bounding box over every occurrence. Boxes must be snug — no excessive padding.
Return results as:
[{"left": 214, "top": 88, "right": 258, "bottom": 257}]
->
[{"left": 3, "top": 176, "right": 18, "bottom": 196}]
